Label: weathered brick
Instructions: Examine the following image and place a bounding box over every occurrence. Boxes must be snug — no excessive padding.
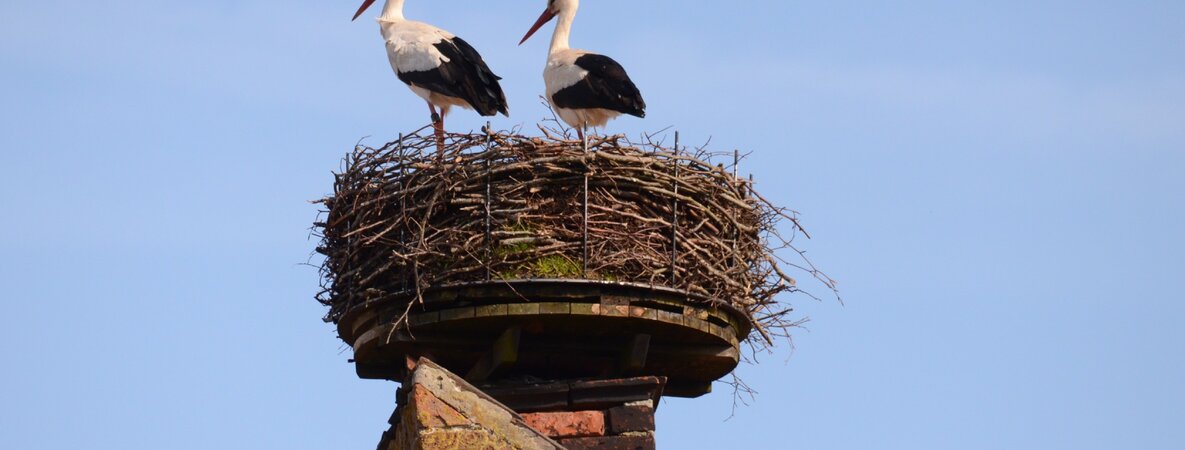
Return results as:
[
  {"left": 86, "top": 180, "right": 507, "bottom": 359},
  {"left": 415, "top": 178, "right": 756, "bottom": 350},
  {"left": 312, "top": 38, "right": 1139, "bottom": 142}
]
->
[
  {"left": 521, "top": 410, "right": 606, "bottom": 438},
  {"left": 405, "top": 359, "right": 564, "bottom": 449},
  {"left": 559, "top": 434, "right": 656, "bottom": 450},
  {"left": 607, "top": 405, "right": 655, "bottom": 434},
  {"left": 411, "top": 384, "right": 470, "bottom": 428},
  {"left": 382, "top": 359, "right": 565, "bottom": 450},
  {"left": 418, "top": 429, "right": 516, "bottom": 449}
]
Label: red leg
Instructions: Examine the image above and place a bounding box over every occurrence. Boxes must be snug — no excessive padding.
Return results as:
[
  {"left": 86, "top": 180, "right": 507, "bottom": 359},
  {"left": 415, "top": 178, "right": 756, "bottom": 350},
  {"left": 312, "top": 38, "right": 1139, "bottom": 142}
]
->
[
  {"left": 426, "top": 101, "right": 440, "bottom": 123},
  {"left": 427, "top": 101, "right": 444, "bottom": 155}
]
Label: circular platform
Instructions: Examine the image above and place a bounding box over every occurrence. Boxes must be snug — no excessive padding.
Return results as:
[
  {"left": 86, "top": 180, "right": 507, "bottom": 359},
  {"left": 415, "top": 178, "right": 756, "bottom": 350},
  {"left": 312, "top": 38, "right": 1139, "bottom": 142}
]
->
[{"left": 338, "top": 279, "right": 752, "bottom": 398}]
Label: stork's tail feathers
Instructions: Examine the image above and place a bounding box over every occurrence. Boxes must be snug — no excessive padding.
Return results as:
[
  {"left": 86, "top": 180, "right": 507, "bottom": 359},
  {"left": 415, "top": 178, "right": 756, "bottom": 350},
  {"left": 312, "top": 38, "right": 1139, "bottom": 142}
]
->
[{"left": 449, "top": 37, "right": 509, "bottom": 118}]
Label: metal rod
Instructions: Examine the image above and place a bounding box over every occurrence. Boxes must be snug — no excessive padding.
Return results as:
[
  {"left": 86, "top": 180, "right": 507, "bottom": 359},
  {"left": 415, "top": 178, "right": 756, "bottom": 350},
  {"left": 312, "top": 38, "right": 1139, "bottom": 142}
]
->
[
  {"left": 484, "top": 122, "right": 493, "bottom": 281},
  {"left": 732, "top": 149, "right": 739, "bottom": 255},
  {"left": 581, "top": 127, "right": 589, "bottom": 278},
  {"left": 733, "top": 149, "right": 739, "bottom": 182},
  {"left": 670, "top": 132, "right": 680, "bottom": 285},
  {"left": 398, "top": 133, "right": 406, "bottom": 292}
]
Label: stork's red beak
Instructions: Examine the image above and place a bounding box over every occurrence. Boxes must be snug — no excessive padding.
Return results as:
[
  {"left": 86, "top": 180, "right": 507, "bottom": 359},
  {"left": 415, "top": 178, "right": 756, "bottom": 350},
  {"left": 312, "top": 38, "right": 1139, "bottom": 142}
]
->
[
  {"left": 352, "top": 0, "right": 376, "bottom": 21},
  {"left": 519, "top": 9, "right": 557, "bottom": 45}
]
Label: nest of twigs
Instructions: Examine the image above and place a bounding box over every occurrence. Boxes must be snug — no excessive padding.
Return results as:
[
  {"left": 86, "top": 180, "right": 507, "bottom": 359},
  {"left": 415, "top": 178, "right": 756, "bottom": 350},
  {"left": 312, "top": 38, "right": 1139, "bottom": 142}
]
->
[{"left": 314, "top": 125, "right": 833, "bottom": 347}]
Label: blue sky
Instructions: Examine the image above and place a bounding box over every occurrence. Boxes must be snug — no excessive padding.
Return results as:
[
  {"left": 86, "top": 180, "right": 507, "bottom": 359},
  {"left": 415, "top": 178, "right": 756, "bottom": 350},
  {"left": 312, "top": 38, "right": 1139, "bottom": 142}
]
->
[{"left": 2, "top": 1, "right": 1182, "bottom": 448}]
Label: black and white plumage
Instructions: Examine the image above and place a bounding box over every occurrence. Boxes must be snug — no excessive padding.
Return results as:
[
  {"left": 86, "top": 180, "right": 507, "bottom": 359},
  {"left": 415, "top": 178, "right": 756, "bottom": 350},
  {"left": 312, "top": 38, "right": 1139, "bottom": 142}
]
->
[
  {"left": 520, "top": 0, "right": 645, "bottom": 141},
  {"left": 354, "top": 0, "right": 508, "bottom": 146}
]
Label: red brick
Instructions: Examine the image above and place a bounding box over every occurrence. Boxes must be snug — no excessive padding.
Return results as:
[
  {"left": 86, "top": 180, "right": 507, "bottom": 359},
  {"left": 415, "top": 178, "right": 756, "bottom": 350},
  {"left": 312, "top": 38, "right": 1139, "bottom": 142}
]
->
[
  {"left": 559, "top": 434, "right": 655, "bottom": 450},
  {"left": 521, "top": 410, "right": 606, "bottom": 438}
]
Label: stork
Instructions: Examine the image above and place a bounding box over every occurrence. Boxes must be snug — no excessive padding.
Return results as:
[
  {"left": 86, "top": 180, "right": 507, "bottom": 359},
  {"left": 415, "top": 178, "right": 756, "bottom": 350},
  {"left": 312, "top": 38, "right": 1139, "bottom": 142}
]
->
[
  {"left": 353, "top": 0, "right": 508, "bottom": 149},
  {"left": 519, "top": 0, "right": 646, "bottom": 143}
]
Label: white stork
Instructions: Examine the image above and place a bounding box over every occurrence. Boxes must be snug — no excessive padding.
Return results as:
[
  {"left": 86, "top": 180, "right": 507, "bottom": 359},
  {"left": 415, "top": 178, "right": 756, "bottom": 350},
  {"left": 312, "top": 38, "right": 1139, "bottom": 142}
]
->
[
  {"left": 519, "top": 0, "right": 646, "bottom": 143},
  {"left": 353, "top": 0, "right": 508, "bottom": 148}
]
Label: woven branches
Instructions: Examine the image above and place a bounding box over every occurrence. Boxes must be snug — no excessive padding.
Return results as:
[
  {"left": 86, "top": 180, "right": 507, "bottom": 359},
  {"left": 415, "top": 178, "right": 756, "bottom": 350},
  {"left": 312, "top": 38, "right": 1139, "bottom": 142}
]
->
[{"left": 315, "top": 126, "right": 830, "bottom": 346}]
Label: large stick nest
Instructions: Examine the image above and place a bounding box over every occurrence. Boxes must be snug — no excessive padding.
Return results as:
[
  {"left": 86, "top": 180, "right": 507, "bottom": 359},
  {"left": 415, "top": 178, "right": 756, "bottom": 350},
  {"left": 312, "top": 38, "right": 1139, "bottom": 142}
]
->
[{"left": 314, "top": 125, "right": 833, "bottom": 347}]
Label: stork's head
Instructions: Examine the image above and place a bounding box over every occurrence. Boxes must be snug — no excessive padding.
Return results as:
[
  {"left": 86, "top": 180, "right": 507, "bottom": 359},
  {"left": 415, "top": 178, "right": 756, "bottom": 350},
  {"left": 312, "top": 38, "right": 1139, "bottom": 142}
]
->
[
  {"left": 352, "top": 0, "right": 376, "bottom": 21},
  {"left": 519, "top": 0, "right": 579, "bottom": 45}
]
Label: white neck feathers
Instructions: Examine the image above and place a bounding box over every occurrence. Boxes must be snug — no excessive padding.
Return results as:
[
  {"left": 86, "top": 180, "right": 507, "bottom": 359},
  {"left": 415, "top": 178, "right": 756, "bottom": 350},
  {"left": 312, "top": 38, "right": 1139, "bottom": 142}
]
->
[
  {"left": 549, "top": 9, "right": 577, "bottom": 54},
  {"left": 378, "top": 0, "right": 405, "bottom": 21}
]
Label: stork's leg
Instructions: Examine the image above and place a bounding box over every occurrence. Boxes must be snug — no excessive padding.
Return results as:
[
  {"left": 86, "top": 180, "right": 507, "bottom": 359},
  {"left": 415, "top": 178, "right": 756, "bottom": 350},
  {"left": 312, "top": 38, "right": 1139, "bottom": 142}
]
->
[
  {"left": 576, "top": 126, "right": 586, "bottom": 146},
  {"left": 427, "top": 101, "right": 441, "bottom": 126},
  {"left": 427, "top": 101, "right": 445, "bottom": 155}
]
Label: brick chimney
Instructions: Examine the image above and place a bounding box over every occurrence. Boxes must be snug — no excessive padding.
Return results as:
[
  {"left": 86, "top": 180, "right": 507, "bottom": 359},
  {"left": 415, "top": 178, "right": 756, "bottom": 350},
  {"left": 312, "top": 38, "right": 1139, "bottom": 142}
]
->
[{"left": 380, "top": 358, "right": 661, "bottom": 450}]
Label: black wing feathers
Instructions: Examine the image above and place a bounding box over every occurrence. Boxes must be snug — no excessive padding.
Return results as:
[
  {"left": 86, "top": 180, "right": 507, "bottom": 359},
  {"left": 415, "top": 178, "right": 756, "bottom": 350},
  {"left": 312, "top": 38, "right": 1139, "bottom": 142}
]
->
[
  {"left": 552, "top": 54, "right": 646, "bottom": 118},
  {"left": 396, "top": 36, "right": 509, "bottom": 116}
]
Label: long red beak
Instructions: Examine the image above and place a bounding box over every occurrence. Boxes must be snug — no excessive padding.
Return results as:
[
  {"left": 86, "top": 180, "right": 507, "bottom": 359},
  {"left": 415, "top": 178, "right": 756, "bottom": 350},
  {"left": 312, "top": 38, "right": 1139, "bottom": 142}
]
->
[
  {"left": 519, "top": 9, "right": 557, "bottom": 45},
  {"left": 352, "top": 0, "right": 376, "bottom": 21}
]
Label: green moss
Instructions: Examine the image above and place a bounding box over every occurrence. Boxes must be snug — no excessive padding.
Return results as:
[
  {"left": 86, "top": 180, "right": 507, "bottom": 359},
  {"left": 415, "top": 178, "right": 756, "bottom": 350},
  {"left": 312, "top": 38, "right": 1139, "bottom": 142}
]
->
[
  {"left": 494, "top": 255, "right": 580, "bottom": 279},
  {"left": 494, "top": 221, "right": 538, "bottom": 258},
  {"left": 495, "top": 241, "right": 535, "bottom": 258},
  {"left": 492, "top": 221, "right": 583, "bottom": 279},
  {"left": 529, "top": 254, "right": 581, "bottom": 278}
]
